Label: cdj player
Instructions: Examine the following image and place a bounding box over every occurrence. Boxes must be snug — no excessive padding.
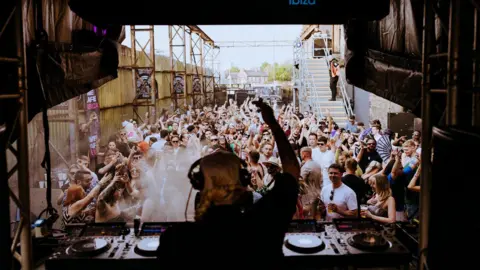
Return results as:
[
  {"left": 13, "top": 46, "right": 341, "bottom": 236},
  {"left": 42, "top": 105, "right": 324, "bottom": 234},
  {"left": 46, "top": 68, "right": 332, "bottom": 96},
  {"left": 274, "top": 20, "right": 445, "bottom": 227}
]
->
[
  {"left": 283, "top": 219, "right": 411, "bottom": 269},
  {"left": 46, "top": 220, "right": 412, "bottom": 270},
  {"left": 45, "top": 222, "right": 170, "bottom": 270}
]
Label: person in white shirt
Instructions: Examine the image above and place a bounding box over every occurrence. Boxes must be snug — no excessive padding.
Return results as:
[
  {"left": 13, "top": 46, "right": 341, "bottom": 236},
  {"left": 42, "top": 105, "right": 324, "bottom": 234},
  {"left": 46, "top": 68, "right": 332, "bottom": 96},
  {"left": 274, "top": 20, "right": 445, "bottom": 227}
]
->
[
  {"left": 320, "top": 163, "right": 358, "bottom": 222},
  {"left": 144, "top": 126, "right": 160, "bottom": 143},
  {"left": 150, "top": 130, "right": 169, "bottom": 153},
  {"left": 312, "top": 136, "right": 335, "bottom": 186}
]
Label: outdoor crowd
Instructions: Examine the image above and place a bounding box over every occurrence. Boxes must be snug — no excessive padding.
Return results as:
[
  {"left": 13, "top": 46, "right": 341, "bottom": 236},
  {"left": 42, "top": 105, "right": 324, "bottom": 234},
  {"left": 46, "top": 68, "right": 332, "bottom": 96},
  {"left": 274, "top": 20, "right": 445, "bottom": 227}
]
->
[{"left": 58, "top": 97, "right": 422, "bottom": 228}]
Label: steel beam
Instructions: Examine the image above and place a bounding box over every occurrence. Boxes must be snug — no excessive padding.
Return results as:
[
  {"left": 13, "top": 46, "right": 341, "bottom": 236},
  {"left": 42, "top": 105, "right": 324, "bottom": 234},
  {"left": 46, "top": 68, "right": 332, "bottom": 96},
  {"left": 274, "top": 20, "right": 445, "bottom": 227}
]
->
[
  {"left": 189, "top": 31, "right": 204, "bottom": 109},
  {"left": 169, "top": 25, "right": 187, "bottom": 112},
  {"left": 130, "top": 25, "right": 157, "bottom": 123},
  {"left": 215, "top": 40, "right": 294, "bottom": 48},
  {"left": 212, "top": 46, "right": 221, "bottom": 104},
  {"left": 0, "top": 0, "right": 32, "bottom": 269},
  {"left": 202, "top": 43, "right": 214, "bottom": 106}
]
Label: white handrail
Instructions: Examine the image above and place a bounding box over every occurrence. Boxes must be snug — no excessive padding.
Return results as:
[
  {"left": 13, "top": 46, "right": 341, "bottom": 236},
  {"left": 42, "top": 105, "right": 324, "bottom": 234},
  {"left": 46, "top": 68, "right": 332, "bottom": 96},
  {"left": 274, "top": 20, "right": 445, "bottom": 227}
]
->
[
  {"left": 293, "top": 38, "right": 324, "bottom": 119},
  {"left": 320, "top": 34, "right": 354, "bottom": 117}
]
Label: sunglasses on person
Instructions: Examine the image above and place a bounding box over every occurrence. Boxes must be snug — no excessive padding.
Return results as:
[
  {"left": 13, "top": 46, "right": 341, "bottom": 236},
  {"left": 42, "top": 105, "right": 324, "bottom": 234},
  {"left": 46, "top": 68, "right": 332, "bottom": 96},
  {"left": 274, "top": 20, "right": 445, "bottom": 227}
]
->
[
  {"left": 318, "top": 142, "right": 325, "bottom": 146},
  {"left": 330, "top": 189, "right": 335, "bottom": 201},
  {"left": 171, "top": 140, "right": 179, "bottom": 143}
]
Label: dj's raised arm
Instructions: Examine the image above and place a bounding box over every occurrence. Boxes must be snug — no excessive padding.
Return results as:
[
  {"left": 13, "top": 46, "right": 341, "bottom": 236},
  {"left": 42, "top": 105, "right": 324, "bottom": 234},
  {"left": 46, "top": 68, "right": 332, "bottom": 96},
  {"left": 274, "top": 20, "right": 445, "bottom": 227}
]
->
[{"left": 253, "top": 98, "right": 300, "bottom": 180}]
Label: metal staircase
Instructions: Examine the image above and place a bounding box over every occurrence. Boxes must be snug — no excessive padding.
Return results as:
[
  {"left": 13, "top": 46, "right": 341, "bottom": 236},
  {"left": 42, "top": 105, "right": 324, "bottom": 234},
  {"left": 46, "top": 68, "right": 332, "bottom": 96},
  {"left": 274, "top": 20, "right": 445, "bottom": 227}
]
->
[{"left": 293, "top": 37, "right": 352, "bottom": 128}]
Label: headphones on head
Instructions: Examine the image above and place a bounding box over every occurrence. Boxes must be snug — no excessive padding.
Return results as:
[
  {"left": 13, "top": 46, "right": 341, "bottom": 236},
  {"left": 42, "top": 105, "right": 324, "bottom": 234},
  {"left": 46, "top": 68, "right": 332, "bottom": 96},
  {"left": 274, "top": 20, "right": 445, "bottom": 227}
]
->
[{"left": 187, "top": 151, "right": 251, "bottom": 191}]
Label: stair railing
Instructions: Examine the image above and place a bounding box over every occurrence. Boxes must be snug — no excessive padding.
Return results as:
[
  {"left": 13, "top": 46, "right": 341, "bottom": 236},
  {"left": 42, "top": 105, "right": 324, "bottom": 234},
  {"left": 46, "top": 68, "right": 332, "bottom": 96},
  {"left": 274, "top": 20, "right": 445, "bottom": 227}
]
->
[
  {"left": 293, "top": 38, "right": 324, "bottom": 119},
  {"left": 320, "top": 34, "right": 354, "bottom": 117}
]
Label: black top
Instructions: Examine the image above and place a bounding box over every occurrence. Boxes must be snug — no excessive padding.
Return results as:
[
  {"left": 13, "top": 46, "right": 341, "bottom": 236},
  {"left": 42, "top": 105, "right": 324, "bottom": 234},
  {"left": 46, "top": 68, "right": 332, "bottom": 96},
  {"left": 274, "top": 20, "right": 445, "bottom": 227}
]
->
[
  {"left": 342, "top": 174, "right": 369, "bottom": 216},
  {"left": 358, "top": 150, "right": 383, "bottom": 172},
  {"left": 156, "top": 172, "right": 299, "bottom": 269}
]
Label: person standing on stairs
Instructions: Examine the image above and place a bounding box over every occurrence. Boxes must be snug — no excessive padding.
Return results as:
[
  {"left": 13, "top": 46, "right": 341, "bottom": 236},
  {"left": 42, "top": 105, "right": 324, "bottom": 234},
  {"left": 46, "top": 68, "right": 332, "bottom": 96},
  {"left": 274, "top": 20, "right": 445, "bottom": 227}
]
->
[{"left": 329, "top": 59, "right": 340, "bottom": 101}]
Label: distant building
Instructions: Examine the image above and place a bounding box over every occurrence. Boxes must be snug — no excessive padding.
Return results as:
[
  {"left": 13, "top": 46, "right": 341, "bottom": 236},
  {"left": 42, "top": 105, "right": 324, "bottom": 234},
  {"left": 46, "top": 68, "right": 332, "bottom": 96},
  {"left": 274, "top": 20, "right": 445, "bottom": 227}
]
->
[{"left": 225, "top": 69, "right": 269, "bottom": 84}]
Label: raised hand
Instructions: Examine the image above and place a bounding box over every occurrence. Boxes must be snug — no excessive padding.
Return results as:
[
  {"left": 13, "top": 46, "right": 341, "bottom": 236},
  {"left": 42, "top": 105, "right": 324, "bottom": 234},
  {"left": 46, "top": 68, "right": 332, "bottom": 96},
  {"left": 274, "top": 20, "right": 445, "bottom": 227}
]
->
[{"left": 252, "top": 98, "right": 276, "bottom": 125}]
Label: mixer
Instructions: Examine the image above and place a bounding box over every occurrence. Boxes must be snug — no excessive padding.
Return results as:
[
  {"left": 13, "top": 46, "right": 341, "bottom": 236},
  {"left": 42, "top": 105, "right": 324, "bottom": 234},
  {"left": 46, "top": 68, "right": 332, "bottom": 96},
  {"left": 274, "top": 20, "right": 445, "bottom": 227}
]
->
[
  {"left": 282, "top": 219, "right": 411, "bottom": 269},
  {"left": 45, "top": 219, "right": 411, "bottom": 270},
  {"left": 45, "top": 222, "right": 175, "bottom": 270}
]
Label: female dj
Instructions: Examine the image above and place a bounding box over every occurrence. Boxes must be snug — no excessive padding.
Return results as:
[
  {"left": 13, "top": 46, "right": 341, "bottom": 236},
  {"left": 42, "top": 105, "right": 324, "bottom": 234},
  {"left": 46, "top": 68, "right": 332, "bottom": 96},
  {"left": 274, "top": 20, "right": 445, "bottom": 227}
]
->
[{"left": 156, "top": 98, "right": 301, "bottom": 269}]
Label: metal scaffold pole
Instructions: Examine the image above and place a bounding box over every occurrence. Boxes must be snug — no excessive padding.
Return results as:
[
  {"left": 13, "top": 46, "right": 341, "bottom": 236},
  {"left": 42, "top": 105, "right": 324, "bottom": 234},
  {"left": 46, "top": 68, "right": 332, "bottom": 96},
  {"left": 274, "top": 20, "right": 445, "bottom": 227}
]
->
[
  {"left": 130, "top": 25, "right": 157, "bottom": 124},
  {"left": 189, "top": 30, "right": 204, "bottom": 109},
  {"left": 169, "top": 25, "right": 187, "bottom": 112},
  {"left": 202, "top": 43, "right": 214, "bottom": 106},
  {"left": 212, "top": 46, "right": 221, "bottom": 104},
  {"left": 0, "top": 0, "right": 33, "bottom": 269}
]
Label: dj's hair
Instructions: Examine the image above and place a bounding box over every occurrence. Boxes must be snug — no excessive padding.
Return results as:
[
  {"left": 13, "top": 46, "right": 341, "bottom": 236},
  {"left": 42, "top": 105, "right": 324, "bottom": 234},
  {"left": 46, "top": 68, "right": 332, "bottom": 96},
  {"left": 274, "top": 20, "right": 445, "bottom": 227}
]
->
[
  {"left": 194, "top": 152, "right": 248, "bottom": 221},
  {"left": 64, "top": 184, "right": 86, "bottom": 206}
]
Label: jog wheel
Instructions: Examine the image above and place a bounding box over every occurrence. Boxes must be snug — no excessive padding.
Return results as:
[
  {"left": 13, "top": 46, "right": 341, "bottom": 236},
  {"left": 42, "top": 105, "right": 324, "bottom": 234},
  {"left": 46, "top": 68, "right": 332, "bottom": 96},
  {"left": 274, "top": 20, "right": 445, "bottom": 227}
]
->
[
  {"left": 68, "top": 238, "right": 110, "bottom": 257},
  {"left": 134, "top": 238, "right": 160, "bottom": 257},
  {"left": 347, "top": 233, "right": 390, "bottom": 251},
  {"left": 285, "top": 234, "right": 325, "bottom": 254}
]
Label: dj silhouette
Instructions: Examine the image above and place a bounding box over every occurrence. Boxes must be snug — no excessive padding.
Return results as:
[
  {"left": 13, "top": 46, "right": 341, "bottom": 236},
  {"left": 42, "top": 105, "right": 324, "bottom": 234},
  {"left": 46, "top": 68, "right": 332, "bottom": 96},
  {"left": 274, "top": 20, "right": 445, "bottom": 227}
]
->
[{"left": 156, "top": 98, "right": 300, "bottom": 269}]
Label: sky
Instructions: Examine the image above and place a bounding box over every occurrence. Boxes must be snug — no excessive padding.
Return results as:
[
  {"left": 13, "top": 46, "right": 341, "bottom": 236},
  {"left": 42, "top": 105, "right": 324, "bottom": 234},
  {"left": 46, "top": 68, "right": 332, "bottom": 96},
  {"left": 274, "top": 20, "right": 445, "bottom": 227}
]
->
[{"left": 122, "top": 25, "right": 302, "bottom": 72}]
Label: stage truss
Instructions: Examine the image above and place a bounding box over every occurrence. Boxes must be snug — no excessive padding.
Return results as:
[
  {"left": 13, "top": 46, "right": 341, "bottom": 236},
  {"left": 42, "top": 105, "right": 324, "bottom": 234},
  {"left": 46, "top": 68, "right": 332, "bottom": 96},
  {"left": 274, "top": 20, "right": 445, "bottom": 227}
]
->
[
  {"left": 419, "top": 1, "right": 480, "bottom": 269},
  {"left": 170, "top": 25, "right": 219, "bottom": 111},
  {"left": 169, "top": 25, "right": 188, "bottom": 112},
  {"left": 130, "top": 25, "right": 157, "bottom": 124},
  {"left": 203, "top": 44, "right": 220, "bottom": 106},
  {"left": 0, "top": 1, "right": 32, "bottom": 269}
]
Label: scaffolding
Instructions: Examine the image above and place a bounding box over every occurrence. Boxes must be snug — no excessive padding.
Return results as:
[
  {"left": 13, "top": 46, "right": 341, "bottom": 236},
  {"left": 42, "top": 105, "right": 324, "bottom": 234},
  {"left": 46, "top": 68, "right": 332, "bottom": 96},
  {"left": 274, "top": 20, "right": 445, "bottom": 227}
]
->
[
  {"left": 170, "top": 25, "right": 217, "bottom": 111},
  {"left": 419, "top": 1, "right": 478, "bottom": 269},
  {"left": 169, "top": 25, "right": 187, "bottom": 112},
  {"left": 188, "top": 29, "right": 204, "bottom": 109},
  {"left": 203, "top": 44, "right": 220, "bottom": 106},
  {"left": 0, "top": 0, "right": 32, "bottom": 269},
  {"left": 130, "top": 25, "right": 157, "bottom": 124},
  {"left": 215, "top": 40, "right": 293, "bottom": 48}
]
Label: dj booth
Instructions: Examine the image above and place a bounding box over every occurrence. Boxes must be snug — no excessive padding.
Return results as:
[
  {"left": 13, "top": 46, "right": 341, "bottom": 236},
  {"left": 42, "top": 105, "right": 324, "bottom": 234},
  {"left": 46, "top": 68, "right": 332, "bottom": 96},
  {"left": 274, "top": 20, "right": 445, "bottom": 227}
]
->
[{"left": 43, "top": 219, "right": 415, "bottom": 270}]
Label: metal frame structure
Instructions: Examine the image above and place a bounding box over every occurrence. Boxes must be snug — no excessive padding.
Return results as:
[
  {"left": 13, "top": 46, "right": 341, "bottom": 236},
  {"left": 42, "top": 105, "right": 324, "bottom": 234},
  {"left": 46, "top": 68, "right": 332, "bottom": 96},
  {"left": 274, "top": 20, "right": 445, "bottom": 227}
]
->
[
  {"left": 188, "top": 30, "right": 204, "bottom": 109},
  {"left": 130, "top": 25, "right": 157, "bottom": 124},
  {"left": 170, "top": 25, "right": 217, "bottom": 111},
  {"left": 0, "top": 0, "right": 33, "bottom": 269},
  {"left": 169, "top": 25, "right": 188, "bottom": 112},
  {"left": 213, "top": 46, "right": 221, "bottom": 93},
  {"left": 215, "top": 40, "right": 293, "bottom": 48},
  {"left": 419, "top": 1, "right": 478, "bottom": 269},
  {"left": 203, "top": 45, "right": 221, "bottom": 105}
]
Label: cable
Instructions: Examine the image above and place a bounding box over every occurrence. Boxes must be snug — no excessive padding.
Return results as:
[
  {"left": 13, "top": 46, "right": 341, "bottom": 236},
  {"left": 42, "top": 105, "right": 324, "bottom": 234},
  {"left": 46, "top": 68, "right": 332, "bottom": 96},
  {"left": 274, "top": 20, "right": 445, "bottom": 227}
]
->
[
  {"left": 184, "top": 186, "right": 193, "bottom": 222},
  {"left": 34, "top": 0, "right": 57, "bottom": 224}
]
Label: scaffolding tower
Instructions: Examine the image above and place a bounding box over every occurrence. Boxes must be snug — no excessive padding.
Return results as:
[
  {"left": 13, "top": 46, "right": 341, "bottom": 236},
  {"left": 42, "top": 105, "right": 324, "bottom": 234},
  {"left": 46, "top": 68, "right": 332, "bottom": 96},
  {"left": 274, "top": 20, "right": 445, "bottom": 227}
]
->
[
  {"left": 419, "top": 1, "right": 479, "bottom": 269},
  {"left": 0, "top": 1, "right": 32, "bottom": 269},
  {"left": 203, "top": 44, "right": 220, "bottom": 106},
  {"left": 170, "top": 25, "right": 217, "bottom": 111},
  {"left": 188, "top": 29, "right": 204, "bottom": 109},
  {"left": 130, "top": 25, "right": 157, "bottom": 124}
]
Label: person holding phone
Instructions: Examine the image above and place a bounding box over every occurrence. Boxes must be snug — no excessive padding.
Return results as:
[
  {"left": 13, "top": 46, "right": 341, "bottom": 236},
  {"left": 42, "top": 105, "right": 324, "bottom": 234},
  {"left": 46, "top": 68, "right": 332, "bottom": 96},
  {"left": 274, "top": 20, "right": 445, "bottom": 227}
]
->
[{"left": 329, "top": 59, "right": 340, "bottom": 101}]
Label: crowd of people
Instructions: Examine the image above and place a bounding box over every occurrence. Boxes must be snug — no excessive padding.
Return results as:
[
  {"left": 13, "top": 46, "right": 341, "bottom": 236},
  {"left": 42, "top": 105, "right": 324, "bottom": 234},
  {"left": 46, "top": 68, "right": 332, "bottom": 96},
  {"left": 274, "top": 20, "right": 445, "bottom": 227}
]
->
[{"left": 58, "top": 96, "right": 422, "bottom": 228}]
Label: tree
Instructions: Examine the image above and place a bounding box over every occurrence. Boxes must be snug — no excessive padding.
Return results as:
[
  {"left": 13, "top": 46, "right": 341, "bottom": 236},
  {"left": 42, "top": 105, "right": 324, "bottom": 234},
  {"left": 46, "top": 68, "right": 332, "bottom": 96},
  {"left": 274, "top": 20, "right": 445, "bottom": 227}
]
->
[
  {"left": 260, "top": 62, "right": 271, "bottom": 72},
  {"left": 265, "top": 62, "right": 292, "bottom": 82},
  {"left": 230, "top": 66, "right": 240, "bottom": 72}
]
